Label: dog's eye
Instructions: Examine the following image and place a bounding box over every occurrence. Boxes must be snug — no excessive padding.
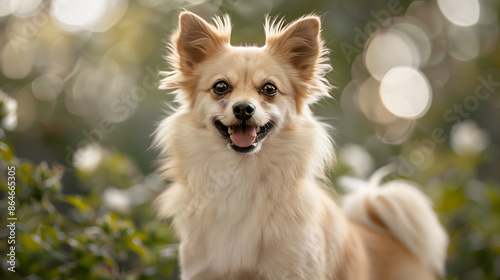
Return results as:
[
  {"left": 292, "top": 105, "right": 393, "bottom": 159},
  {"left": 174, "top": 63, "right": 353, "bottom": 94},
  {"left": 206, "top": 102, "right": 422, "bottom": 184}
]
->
[
  {"left": 261, "top": 83, "right": 278, "bottom": 97},
  {"left": 213, "top": 81, "right": 230, "bottom": 95}
]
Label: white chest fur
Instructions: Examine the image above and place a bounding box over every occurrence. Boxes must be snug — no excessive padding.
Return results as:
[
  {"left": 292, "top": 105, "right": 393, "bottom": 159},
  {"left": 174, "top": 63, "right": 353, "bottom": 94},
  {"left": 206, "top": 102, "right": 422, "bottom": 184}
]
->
[{"left": 154, "top": 111, "right": 333, "bottom": 277}]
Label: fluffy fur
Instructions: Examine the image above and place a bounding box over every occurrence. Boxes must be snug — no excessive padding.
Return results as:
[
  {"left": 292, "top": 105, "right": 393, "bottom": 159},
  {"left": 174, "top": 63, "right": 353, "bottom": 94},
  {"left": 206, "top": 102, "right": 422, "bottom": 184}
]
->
[{"left": 154, "top": 11, "right": 448, "bottom": 280}]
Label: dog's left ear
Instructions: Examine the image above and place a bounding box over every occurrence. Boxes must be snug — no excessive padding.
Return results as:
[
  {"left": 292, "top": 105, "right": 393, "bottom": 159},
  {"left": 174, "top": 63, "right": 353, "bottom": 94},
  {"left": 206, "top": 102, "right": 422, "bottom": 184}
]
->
[{"left": 265, "top": 16, "right": 322, "bottom": 78}]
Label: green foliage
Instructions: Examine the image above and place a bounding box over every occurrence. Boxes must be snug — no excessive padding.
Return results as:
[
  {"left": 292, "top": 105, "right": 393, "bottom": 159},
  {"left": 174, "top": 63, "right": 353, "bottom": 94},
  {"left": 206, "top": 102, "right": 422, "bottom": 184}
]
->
[
  {"left": 437, "top": 181, "right": 500, "bottom": 279},
  {"left": 0, "top": 140, "right": 179, "bottom": 279}
]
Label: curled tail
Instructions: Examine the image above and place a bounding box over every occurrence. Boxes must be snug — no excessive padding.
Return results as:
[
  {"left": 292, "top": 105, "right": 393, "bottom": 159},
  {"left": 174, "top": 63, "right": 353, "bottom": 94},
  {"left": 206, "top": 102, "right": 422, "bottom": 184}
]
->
[{"left": 339, "top": 166, "right": 449, "bottom": 276}]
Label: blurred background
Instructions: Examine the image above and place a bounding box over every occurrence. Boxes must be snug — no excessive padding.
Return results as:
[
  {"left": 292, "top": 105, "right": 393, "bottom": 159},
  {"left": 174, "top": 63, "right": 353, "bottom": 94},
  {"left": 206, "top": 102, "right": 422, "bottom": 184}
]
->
[{"left": 0, "top": 0, "right": 499, "bottom": 279}]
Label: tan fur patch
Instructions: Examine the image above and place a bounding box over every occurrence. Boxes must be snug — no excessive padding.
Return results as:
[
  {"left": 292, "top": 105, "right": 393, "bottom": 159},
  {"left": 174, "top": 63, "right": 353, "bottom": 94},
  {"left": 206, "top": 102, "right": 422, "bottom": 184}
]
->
[
  {"left": 345, "top": 222, "right": 436, "bottom": 280},
  {"left": 365, "top": 196, "right": 388, "bottom": 230}
]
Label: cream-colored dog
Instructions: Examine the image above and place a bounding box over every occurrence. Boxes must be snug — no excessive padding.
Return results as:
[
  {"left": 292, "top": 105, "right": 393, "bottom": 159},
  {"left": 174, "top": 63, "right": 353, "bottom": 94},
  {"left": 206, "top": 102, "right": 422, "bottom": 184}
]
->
[{"left": 154, "top": 11, "right": 448, "bottom": 280}]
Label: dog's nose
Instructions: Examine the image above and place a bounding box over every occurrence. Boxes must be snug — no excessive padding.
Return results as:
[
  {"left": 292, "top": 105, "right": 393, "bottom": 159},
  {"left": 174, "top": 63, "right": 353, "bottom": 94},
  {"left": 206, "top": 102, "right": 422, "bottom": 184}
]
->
[{"left": 233, "top": 102, "right": 255, "bottom": 121}]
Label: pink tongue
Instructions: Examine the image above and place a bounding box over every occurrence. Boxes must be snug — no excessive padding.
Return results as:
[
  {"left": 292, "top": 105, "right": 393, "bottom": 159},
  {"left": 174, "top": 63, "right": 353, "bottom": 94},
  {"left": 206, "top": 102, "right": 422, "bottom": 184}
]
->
[{"left": 230, "top": 125, "right": 257, "bottom": 148}]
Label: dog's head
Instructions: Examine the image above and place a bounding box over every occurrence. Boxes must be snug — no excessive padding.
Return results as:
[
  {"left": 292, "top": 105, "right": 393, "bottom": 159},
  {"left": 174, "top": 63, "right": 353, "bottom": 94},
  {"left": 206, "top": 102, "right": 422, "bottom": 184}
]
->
[{"left": 161, "top": 12, "right": 331, "bottom": 154}]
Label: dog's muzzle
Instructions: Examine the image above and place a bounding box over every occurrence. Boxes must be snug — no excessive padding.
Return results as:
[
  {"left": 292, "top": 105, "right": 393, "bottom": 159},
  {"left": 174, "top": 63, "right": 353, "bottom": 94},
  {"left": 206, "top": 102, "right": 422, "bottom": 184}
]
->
[{"left": 214, "top": 118, "right": 274, "bottom": 153}]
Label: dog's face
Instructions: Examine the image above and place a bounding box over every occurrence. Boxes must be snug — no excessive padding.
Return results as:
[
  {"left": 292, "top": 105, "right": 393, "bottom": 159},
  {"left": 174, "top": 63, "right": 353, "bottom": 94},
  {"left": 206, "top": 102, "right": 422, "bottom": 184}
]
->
[{"left": 161, "top": 12, "right": 330, "bottom": 154}]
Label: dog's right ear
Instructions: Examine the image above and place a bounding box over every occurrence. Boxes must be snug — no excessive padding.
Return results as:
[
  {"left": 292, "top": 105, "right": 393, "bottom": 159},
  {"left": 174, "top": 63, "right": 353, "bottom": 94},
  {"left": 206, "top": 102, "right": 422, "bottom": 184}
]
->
[{"left": 174, "top": 12, "right": 230, "bottom": 73}]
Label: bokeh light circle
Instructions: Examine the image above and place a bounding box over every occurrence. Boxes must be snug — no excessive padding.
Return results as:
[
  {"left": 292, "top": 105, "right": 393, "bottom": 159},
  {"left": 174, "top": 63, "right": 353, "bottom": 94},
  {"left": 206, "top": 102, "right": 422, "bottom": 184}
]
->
[
  {"left": 375, "top": 118, "right": 416, "bottom": 145},
  {"left": 356, "top": 77, "right": 398, "bottom": 124},
  {"left": 390, "top": 22, "right": 432, "bottom": 67},
  {"left": 447, "top": 25, "right": 480, "bottom": 61},
  {"left": 0, "top": 0, "right": 20, "bottom": 17},
  {"left": 32, "top": 74, "right": 64, "bottom": 101},
  {"left": 364, "top": 30, "right": 420, "bottom": 80},
  {"left": 437, "top": 0, "right": 480, "bottom": 26},
  {"left": 51, "top": 0, "right": 127, "bottom": 32},
  {"left": 379, "top": 66, "right": 432, "bottom": 119}
]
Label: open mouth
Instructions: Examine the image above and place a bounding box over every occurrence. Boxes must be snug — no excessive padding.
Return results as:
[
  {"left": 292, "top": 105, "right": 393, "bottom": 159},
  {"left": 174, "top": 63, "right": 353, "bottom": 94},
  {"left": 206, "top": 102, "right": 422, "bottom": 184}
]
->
[{"left": 214, "top": 120, "right": 274, "bottom": 153}]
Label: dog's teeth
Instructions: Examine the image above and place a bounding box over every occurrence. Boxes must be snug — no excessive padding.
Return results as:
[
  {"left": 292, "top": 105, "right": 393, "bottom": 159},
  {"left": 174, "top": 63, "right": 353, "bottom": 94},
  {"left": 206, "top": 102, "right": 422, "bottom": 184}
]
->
[
  {"left": 256, "top": 126, "right": 261, "bottom": 133},
  {"left": 228, "top": 126, "right": 232, "bottom": 135}
]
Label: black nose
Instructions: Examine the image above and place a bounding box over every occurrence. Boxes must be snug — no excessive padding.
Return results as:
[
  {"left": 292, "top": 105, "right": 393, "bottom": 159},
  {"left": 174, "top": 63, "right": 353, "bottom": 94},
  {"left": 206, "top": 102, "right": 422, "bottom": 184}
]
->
[{"left": 232, "top": 102, "right": 255, "bottom": 121}]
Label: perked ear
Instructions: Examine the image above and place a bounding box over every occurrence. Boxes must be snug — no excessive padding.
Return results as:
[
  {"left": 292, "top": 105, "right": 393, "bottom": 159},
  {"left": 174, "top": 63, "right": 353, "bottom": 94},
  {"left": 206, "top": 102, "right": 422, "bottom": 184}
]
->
[
  {"left": 174, "top": 11, "right": 231, "bottom": 72},
  {"left": 265, "top": 16, "right": 322, "bottom": 77}
]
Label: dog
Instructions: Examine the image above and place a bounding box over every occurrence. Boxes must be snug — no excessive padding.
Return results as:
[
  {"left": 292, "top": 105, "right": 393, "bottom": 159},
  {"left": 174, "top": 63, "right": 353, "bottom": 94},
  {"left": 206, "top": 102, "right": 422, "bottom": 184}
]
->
[{"left": 153, "top": 11, "right": 448, "bottom": 280}]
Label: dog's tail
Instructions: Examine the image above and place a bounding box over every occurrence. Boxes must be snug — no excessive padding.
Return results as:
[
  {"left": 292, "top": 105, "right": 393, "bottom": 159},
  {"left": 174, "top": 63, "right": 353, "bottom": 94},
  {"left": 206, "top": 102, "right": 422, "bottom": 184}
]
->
[{"left": 339, "top": 166, "right": 448, "bottom": 276}]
